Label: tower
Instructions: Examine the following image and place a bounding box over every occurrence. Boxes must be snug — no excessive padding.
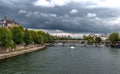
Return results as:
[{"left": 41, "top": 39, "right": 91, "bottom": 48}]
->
[{"left": 3, "top": 16, "right": 7, "bottom": 23}]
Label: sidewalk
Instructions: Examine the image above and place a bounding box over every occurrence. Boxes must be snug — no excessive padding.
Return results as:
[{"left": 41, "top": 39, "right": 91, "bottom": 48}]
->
[{"left": 0, "top": 45, "right": 46, "bottom": 60}]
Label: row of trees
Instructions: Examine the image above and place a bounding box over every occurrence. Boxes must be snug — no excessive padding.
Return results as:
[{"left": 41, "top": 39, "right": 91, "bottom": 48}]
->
[
  {"left": 0, "top": 26, "right": 54, "bottom": 49},
  {"left": 83, "top": 32, "right": 120, "bottom": 45},
  {"left": 83, "top": 35, "right": 102, "bottom": 44}
]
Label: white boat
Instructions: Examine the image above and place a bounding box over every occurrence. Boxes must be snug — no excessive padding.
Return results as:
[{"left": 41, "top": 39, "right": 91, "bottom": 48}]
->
[
  {"left": 58, "top": 43, "right": 62, "bottom": 45},
  {"left": 70, "top": 46, "right": 75, "bottom": 49}
]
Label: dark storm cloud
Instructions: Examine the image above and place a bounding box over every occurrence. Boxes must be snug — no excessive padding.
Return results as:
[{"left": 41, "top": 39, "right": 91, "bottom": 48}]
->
[{"left": 0, "top": 0, "right": 120, "bottom": 33}]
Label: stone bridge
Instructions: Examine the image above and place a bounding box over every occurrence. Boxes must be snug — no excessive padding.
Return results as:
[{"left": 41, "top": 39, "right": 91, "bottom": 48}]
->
[{"left": 55, "top": 40, "right": 87, "bottom": 43}]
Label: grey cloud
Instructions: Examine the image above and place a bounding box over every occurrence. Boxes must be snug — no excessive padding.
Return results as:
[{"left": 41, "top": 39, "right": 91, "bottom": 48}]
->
[{"left": 0, "top": 0, "right": 120, "bottom": 33}]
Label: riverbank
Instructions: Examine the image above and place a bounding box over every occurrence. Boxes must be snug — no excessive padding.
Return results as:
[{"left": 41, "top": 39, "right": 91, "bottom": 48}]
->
[{"left": 0, "top": 45, "right": 46, "bottom": 60}]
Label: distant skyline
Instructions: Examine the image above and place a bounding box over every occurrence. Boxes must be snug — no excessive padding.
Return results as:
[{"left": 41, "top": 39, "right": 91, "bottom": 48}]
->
[{"left": 0, "top": 0, "right": 120, "bottom": 33}]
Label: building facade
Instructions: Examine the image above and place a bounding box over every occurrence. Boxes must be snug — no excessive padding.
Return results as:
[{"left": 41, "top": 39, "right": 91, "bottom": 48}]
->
[{"left": 0, "top": 17, "right": 19, "bottom": 28}]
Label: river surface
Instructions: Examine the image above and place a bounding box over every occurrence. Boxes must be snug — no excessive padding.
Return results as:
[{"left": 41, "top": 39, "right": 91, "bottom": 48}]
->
[{"left": 1, "top": 43, "right": 120, "bottom": 74}]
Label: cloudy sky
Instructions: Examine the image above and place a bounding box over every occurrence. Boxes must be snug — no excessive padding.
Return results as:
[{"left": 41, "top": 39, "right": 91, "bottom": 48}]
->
[{"left": 1, "top": 0, "right": 120, "bottom": 33}]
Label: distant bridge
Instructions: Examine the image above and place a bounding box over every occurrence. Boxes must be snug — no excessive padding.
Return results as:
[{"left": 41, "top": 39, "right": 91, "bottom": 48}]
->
[
  {"left": 55, "top": 40, "right": 87, "bottom": 43},
  {"left": 54, "top": 40, "right": 106, "bottom": 47}
]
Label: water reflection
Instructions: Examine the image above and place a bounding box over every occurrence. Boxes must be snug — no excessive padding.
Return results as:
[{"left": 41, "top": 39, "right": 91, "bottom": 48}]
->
[{"left": 109, "top": 48, "right": 120, "bottom": 56}]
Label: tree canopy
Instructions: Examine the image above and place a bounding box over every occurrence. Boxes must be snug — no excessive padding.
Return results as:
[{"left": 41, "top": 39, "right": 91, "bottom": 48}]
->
[
  {"left": 24, "top": 29, "right": 32, "bottom": 45},
  {"left": 0, "top": 26, "right": 54, "bottom": 50},
  {"left": 95, "top": 37, "right": 102, "bottom": 44},
  {"left": 11, "top": 26, "right": 24, "bottom": 44},
  {"left": 108, "top": 32, "right": 119, "bottom": 43},
  {"left": 0, "top": 28, "right": 13, "bottom": 48},
  {"left": 83, "top": 35, "right": 94, "bottom": 44}
]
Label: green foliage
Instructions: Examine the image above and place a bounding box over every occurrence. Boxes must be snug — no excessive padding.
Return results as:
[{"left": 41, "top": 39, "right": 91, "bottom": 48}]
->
[
  {"left": 11, "top": 26, "right": 24, "bottom": 44},
  {"left": 108, "top": 32, "right": 119, "bottom": 43},
  {"left": 83, "top": 35, "right": 94, "bottom": 44},
  {"left": 95, "top": 37, "right": 102, "bottom": 43},
  {"left": 0, "top": 28, "right": 13, "bottom": 48},
  {"left": 83, "top": 35, "right": 88, "bottom": 40},
  {"left": 29, "top": 30, "right": 55, "bottom": 44},
  {"left": 24, "top": 29, "right": 32, "bottom": 45},
  {"left": 10, "top": 41, "right": 16, "bottom": 48},
  {"left": 37, "top": 31, "right": 43, "bottom": 44},
  {"left": 29, "top": 30, "right": 38, "bottom": 44},
  {"left": 0, "top": 26, "right": 55, "bottom": 49},
  {"left": 46, "top": 33, "right": 55, "bottom": 43},
  {"left": 87, "top": 36, "right": 94, "bottom": 44}
]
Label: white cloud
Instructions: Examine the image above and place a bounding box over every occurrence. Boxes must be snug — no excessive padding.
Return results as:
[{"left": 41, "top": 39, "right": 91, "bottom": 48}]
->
[
  {"left": 114, "top": 17, "right": 120, "bottom": 24},
  {"left": 33, "top": 0, "right": 54, "bottom": 7},
  {"left": 26, "top": 12, "right": 32, "bottom": 17},
  {"left": 97, "top": 0, "right": 120, "bottom": 8},
  {"left": 70, "top": 9, "right": 78, "bottom": 14},
  {"left": 39, "top": 13, "right": 57, "bottom": 17},
  {"left": 51, "top": 0, "right": 70, "bottom": 6},
  {"left": 46, "top": 29, "right": 99, "bottom": 38},
  {"left": 33, "top": 0, "right": 87, "bottom": 7},
  {"left": 94, "top": 17, "right": 101, "bottom": 20},
  {"left": 21, "top": 11, "right": 57, "bottom": 17},
  {"left": 18, "top": 9, "right": 27, "bottom": 14},
  {"left": 49, "top": 14, "right": 57, "bottom": 17},
  {"left": 83, "top": 0, "right": 120, "bottom": 8},
  {"left": 107, "top": 17, "right": 120, "bottom": 25},
  {"left": 33, "top": 11, "right": 38, "bottom": 15},
  {"left": 86, "top": 13, "right": 97, "bottom": 18},
  {"left": 33, "top": 0, "right": 70, "bottom": 7},
  {"left": 33, "top": 0, "right": 120, "bottom": 8}
]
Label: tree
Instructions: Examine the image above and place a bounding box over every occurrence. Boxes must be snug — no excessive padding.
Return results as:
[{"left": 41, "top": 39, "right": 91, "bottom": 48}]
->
[
  {"left": 83, "top": 35, "right": 94, "bottom": 44},
  {"left": 83, "top": 35, "right": 87, "bottom": 40},
  {"left": 88, "top": 36, "right": 94, "bottom": 44},
  {"left": 37, "top": 31, "right": 44, "bottom": 44},
  {"left": 95, "top": 37, "right": 102, "bottom": 44},
  {"left": 24, "top": 29, "right": 32, "bottom": 45},
  {"left": 0, "top": 28, "right": 14, "bottom": 48},
  {"left": 46, "top": 33, "right": 55, "bottom": 43},
  {"left": 29, "top": 30, "right": 37, "bottom": 43},
  {"left": 11, "top": 26, "right": 24, "bottom": 44},
  {"left": 29, "top": 30, "right": 55, "bottom": 44},
  {"left": 108, "top": 32, "right": 119, "bottom": 43}
]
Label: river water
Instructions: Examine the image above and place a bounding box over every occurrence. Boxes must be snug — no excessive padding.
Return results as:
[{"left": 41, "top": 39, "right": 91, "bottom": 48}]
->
[{"left": 1, "top": 43, "right": 120, "bottom": 74}]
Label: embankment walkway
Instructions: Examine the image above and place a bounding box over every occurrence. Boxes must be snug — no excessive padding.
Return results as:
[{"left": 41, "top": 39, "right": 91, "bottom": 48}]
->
[{"left": 0, "top": 45, "right": 46, "bottom": 60}]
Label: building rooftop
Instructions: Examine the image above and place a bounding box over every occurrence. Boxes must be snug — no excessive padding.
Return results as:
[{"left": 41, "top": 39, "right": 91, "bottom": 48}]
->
[
  {"left": 0, "top": 17, "right": 20, "bottom": 27},
  {"left": 1, "top": 16, "right": 19, "bottom": 24}
]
